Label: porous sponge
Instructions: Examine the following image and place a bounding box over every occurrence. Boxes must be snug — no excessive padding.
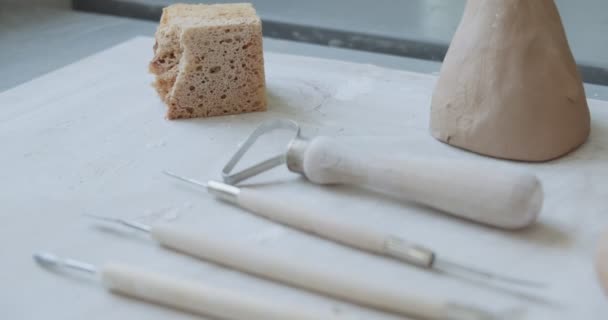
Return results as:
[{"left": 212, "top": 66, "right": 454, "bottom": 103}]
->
[{"left": 150, "top": 3, "right": 267, "bottom": 119}]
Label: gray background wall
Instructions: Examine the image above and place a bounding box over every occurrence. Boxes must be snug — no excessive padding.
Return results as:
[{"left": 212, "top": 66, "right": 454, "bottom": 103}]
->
[{"left": 1, "top": 0, "right": 69, "bottom": 7}]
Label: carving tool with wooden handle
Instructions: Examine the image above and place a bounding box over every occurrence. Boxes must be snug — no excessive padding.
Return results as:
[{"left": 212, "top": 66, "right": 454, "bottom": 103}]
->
[
  {"left": 163, "top": 172, "right": 544, "bottom": 290},
  {"left": 33, "top": 252, "right": 343, "bottom": 320},
  {"left": 221, "top": 119, "right": 544, "bottom": 229},
  {"left": 83, "top": 216, "right": 519, "bottom": 320}
]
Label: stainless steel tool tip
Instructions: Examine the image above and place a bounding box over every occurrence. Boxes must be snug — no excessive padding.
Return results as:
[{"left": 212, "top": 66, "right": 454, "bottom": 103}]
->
[
  {"left": 435, "top": 258, "right": 547, "bottom": 289},
  {"left": 163, "top": 170, "right": 208, "bottom": 188},
  {"left": 33, "top": 252, "right": 60, "bottom": 267},
  {"left": 84, "top": 213, "right": 151, "bottom": 233},
  {"left": 33, "top": 252, "right": 97, "bottom": 274}
]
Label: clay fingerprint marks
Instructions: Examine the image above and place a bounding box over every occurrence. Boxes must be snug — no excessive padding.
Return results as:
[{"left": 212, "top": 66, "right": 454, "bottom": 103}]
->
[
  {"left": 271, "top": 77, "right": 378, "bottom": 117},
  {"left": 598, "top": 230, "right": 608, "bottom": 296},
  {"left": 268, "top": 78, "right": 332, "bottom": 114},
  {"left": 333, "top": 77, "right": 374, "bottom": 101},
  {"left": 430, "top": 0, "right": 590, "bottom": 162}
]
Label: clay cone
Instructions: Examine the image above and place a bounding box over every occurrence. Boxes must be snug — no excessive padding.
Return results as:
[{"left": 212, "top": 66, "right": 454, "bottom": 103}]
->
[{"left": 430, "top": 0, "right": 590, "bottom": 161}]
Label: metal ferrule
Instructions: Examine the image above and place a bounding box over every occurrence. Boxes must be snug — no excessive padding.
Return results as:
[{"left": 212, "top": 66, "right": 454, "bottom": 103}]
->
[
  {"left": 207, "top": 180, "right": 240, "bottom": 204},
  {"left": 286, "top": 137, "right": 310, "bottom": 175},
  {"left": 383, "top": 236, "right": 435, "bottom": 269}
]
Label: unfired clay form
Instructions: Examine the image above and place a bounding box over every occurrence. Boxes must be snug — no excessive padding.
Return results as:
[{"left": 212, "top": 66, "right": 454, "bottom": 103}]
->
[{"left": 430, "top": 0, "right": 590, "bottom": 162}]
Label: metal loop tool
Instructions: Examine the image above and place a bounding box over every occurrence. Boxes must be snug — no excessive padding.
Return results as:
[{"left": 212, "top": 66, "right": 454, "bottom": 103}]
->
[
  {"left": 221, "top": 119, "right": 544, "bottom": 230},
  {"left": 222, "top": 119, "right": 302, "bottom": 184}
]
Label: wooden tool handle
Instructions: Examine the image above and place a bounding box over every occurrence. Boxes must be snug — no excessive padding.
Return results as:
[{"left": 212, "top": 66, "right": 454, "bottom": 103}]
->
[
  {"left": 238, "top": 188, "right": 385, "bottom": 251},
  {"left": 149, "top": 224, "right": 447, "bottom": 320},
  {"left": 100, "top": 263, "right": 331, "bottom": 320},
  {"left": 237, "top": 188, "right": 435, "bottom": 268},
  {"left": 299, "top": 137, "right": 543, "bottom": 229}
]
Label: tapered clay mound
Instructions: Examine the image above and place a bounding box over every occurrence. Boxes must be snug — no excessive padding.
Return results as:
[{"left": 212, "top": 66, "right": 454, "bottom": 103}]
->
[{"left": 430, "top": 0, "right": 590, "bottom": 162}]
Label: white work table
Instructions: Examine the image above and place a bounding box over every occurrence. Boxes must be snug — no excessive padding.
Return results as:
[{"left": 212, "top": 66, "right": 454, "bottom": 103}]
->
[{"left": 1, "top": 35, "right": 608, "bottom": 319}]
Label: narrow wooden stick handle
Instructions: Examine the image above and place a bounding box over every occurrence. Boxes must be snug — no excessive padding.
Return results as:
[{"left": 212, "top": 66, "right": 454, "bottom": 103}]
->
[
  {"left": 238, "top": 189, "right": 385, "bottom": 251},
  {"left": 101, "top": 263, "right": 335, "bottom": 320},
  {"left": 237, "top": 188, "right": 434, "bottom": 268},
  {"left": 150, "top": 224, "right": 449, "bottom": 319}
]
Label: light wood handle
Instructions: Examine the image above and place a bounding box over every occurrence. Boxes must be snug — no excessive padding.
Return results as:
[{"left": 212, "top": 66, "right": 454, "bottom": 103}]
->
[
  {"left": 237, "top": 188, "right": 435, "bottom": 268},
  {"left": 100, "top": 263, "right": 332, "bottom": 320},
  {"left": 238, "top": 188, "right": 385, "bottom": 252},
  {"left": 149, "top": 224, "right": 448, "bottom": 320},
  {"left": 300, "top": 137, "right": 543, "bottom": 229}
]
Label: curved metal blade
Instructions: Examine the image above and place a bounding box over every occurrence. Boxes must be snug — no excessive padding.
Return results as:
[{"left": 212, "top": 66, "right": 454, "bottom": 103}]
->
[{"left": 222, "top": 119, "right": 301, "bottom": 185}]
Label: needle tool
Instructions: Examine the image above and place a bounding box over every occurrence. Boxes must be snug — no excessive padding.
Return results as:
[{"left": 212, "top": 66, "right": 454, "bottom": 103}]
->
[
  {"left": 221, "top": 119, "right": 543, "bottom": 229},
  {"left": 163, "top": 170, "right": 545, "bottom": 290},
  {"left": 84, "top": 215, "right": 519, "bottom": 320},
  {"left": 33, "top": 252, "right": 345, "bottom": 320}
]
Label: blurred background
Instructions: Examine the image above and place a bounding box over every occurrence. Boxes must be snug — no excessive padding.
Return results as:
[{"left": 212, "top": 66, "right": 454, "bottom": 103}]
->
[{"left": 2, "top": 0, "right": 607, "bottom": 92}]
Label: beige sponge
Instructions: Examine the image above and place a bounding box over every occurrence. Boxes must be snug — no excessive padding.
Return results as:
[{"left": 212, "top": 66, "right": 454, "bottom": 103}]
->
[{"left": 150, "top": 3, "right": 267, "bottom": 119}]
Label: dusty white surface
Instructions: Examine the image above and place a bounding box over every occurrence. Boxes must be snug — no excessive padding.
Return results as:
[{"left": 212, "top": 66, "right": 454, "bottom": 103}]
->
[
  {"left": 1, "top": 37, "right": 607, "bottom": 319},
  {"left": 597, "top": 229, "right": 608, "bottom": 296}
]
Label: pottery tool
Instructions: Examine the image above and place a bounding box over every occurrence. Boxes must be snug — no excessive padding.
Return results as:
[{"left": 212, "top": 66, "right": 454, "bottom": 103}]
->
[
  {"left": 32, "top": 252, "right": 341, "bottom": 320},
  {"left": 84, "top": 215, "right": 517, "bottom": 320},
  {"left": 220, "top": 120, "right": 544, "bottom": 230},
  {"left": 163, "top": 171, "right": 543, "bottom": 290}
]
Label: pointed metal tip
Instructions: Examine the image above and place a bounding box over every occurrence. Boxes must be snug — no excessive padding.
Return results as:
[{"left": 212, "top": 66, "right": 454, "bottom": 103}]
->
[
  {"left": 162, "top": 170, "right": 208, "bottom": 188},
  {"left": 33, "top": 252, "right": 59, "bottom": 268},
  {"left": 162, "top": 170, "right": 180, "bottom": 179},
  {"left": 436, "top": 258, "right": 548, "bottom": 289},
  {"left": 83, "top": 213, "right": 117, "bottom": 223},
  {"left": 498, "top": 276, "right": 547, "bottom": 289},
  {"left": 33, "top": 252, "right": 97, "bottom": 274},
  {"left": 84, "top": 214, "right": 151, "bottom": 233}
]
